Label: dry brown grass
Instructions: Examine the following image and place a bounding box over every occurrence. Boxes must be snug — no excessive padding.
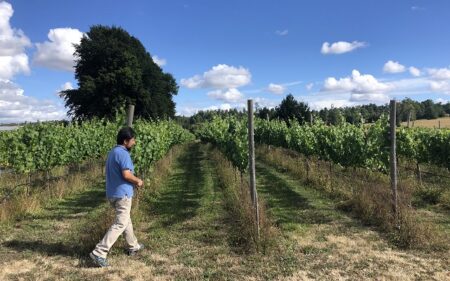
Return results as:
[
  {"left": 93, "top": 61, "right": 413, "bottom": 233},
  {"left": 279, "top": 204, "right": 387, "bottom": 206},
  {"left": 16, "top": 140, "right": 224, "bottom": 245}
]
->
[
  {"left": 440, "top": 189, "right": 450, "bottom": 209},
  {"left": 2, "top": 228, "right": 448, "bottom": 281},
  {"left": 351, "top": 181, "right": 447, "bottom": 250},
  {"left": 401, "top": 116, "right": 450, "bottom": 128},
  {"left": 290, "top": 227, "right": 450, "bottom": 281},
  {"left": 0, "top": 160, "right": 103, "bottom": 222},
  {"left": 208, "top": 144, "right": 278, "bottom": 253},
  {"left": 0, "top": 254, "right": 179, "bottom": 281},
  {"left": 397, "top": 158, "right": 450, "bottom": 210},
  {"left": 257, "top": 144, "right": 448, "bottom": 250}
]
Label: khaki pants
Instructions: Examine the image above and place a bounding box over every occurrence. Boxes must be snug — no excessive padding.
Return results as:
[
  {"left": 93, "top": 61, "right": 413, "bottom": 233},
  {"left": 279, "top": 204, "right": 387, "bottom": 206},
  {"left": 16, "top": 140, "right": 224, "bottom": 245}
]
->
[{"left": 92, "top": 196, "right": 140, "bottom": 258}]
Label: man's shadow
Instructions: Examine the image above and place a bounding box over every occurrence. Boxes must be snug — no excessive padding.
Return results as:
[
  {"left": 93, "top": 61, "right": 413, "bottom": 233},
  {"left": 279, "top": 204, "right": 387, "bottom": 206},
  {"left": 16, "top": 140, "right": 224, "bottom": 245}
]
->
[{"left": 2, "top": 239, "right": 100, "bottom": 268}]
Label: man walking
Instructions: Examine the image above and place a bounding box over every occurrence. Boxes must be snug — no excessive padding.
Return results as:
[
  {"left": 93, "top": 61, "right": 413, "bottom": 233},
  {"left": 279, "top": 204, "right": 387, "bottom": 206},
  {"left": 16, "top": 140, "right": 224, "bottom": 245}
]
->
[{"left": 90, "top": 127, "right": 144, "bottom": 267}]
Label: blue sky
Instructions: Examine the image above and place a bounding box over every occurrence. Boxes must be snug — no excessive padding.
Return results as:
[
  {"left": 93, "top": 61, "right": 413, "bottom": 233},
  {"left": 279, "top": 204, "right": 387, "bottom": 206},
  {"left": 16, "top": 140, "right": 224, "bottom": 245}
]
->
[{"left": 1, "top": 0, "right": 450, "bottom": 123}]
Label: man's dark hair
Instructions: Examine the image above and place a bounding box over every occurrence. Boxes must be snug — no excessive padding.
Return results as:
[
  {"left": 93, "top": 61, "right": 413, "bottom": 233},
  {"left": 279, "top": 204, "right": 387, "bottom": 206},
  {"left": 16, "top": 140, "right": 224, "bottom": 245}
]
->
[{"left": 117, "top": 127, "right": 136, "bottom": 145}]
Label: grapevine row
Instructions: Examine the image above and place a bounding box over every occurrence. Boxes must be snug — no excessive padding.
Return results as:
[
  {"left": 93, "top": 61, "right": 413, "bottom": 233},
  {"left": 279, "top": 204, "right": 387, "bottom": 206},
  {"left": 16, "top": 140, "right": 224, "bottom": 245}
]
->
[
  {"left": 0, "top": 119, "right": 194, "bottom": 174},
  {"left": 195, "top": 116, "right": 248, "bottom": 172},
  {"left": 257, "top": 118, "right": 450, "bottom": 171},
  {"left": 195, "top": 115, "right": 450, "bottom": 172}
]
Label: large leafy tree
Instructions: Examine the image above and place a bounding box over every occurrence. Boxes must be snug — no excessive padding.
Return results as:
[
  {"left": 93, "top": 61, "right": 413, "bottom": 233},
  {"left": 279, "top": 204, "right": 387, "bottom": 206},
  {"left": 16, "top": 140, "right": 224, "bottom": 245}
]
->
[{"left": 62, "top": 25, "right": 178, "bottom": 120}]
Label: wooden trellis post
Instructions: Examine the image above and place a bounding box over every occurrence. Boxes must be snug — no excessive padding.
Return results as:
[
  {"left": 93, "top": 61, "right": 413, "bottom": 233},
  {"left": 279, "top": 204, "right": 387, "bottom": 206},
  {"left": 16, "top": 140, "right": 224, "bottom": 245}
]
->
[
  {"left": 126, "top": 105, "right": 135, "bottom": 127},
  {"left": 390, "top": 100, "right": 398, "bottom": 226},
  {"left": 248, "top": 99, "right": 260, "bottom": 240}
]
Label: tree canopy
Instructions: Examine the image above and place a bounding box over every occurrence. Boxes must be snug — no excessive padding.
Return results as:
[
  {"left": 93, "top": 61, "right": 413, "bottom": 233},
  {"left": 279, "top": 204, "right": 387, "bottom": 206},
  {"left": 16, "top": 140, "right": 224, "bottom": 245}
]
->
[
  {"left": 275, "top": 94, "right": 311, "bottom": 125},
  {"left": 62, "top": 25, "right": 178, "bottom": 120},
  {"left": 255, "top": 96, "right": 450, "bottom": 125}
]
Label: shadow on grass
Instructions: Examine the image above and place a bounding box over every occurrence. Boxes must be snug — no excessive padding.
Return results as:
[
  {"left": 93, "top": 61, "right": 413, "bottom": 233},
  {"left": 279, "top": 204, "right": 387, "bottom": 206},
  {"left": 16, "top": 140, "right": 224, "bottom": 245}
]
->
[
  {"left": 3, "top": 185, "right": 106, "bottom": 264},
  {"left": 256, "top": 162, "right": 336, "bottom": 228},
  {"left": 3, "top": 239, "right": 101, "bottom": 268},
  {"left": 28, "top": 187, "right": 105, "bottom": 221},
  {"left": 3, "top": 239, "right": 76, "bottom": 257},
  {"left": 146, "top": 143, "right": 205, "bottom": 227}
]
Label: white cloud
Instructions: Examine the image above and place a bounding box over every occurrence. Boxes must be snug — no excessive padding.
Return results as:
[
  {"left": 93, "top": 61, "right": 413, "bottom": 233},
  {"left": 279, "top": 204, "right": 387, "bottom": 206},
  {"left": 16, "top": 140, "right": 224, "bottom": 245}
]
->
[
  {"left": 409, "top": 66, "right": 421, "bottom": 77},
  {"left": 244, "top": 80, "right": 301, "bottom": 95},
  {"left": 430, "top": 81, "right": 450, "bottom": 95},
  {"left": 56, "top": 82, "right": 73, "bottom": 97},
  {"left": 251, "top": 97, "right": 279, "bottom": 109},
  {"left": 60, "top": 82, "right": 73, "bottom": 91},
  {"left": 307, "top": 99, "right": 355, "bottom": 110},
  {"left": 388, "top": 77, "right": 429, "bottom": 94},
  {"left": 323, "top": 77, "right": 353, "bottom": 91},
  {"left": 427, "top": 67, "right": 450, "bottom": 80},
  {"left": 0, "top": 2, "right": 61, "bottom": 123},
  {"left": 34, "top": 28, "right": 84, "bottom": 71},
  {"left": 350, "top": 93, "right": 390, "bottom": 103},
  {"left": 0, "top": 1, "right": 31, "bottom": 79},
  {"left": 0, "top": 79, "right": 67, "bottom": 123},
  {"left": 383, "top": 60, "right": 406, "bottom": 73},
  {"left": 181, "top": 64, "right": 251, "bottom": 89},
  {"left": 322, "top": 69, "right": 392, "bottom": 102},
  {"left": 276, "top": 30, "right": 288, "bottom": 36},
  {"left": 152, "top": 55, "right": 166, "bottom": 67},
  {"left": 177, "top": 103, "right": 240, "bottom": 116},
  {"left": 435, "top": 98, "right": 449, "bottom": 104},
  {"left": 204, "top": 103, "right": 233, "bottom": 111},
  {"left": 306, "top": 83, "right": 314, "bottom": 91},
  {"left": 176, "top": 106, "right": 197, "bottom": 117},
  {"left": 323, "top": 70, "right": 391, "bottom": 93},
  {"left": 177, "top": 63, "right": 450, "bottom": 118},
  {"left": 207, "top": 88, "right": 244, "bottom": 102},
  {"left": 0, "top": 2, "right": 30, "bottom": 56},
  {"left": 321, "top": 41, "right": 366, "bottom": 55},
  {"left": 0, "top": 54, "right": 30, "bottom": 80},
  {"left": 425, "top": 67, "right": 450, "bottom": 95},
  {"left": 180, "top": 75, "right": 199, "bottom": 88},
  {"left": 303, "top": 68, "right": 450, "bottom": 109},
  {"left": 267, "top": 83, "right": 285, "bottom": 94}
]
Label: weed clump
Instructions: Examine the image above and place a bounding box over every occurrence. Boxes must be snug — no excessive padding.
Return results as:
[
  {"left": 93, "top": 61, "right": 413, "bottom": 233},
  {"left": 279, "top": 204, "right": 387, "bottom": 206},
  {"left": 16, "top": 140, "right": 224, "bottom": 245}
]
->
[{"left": 208, "top": 144, "right": 278, "bottom": 253}]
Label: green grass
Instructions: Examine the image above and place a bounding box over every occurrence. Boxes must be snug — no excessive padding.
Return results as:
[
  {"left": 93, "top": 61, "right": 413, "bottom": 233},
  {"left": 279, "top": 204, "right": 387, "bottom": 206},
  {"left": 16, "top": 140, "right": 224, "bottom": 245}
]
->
[
  {"left": 255, "top": 161, "right": 346, "bottom": 232},
  {"left": 145, "top": 144, "right": 205, "bottom": 227},
  {"left": 2, "top": 188, "right": 105, "bottom": 254},
  {"left": 0, "top": 143, "right": 448, "bottom": 280},
  {"left": 137, "top": 143, "right": 242, "bottom": 279}
]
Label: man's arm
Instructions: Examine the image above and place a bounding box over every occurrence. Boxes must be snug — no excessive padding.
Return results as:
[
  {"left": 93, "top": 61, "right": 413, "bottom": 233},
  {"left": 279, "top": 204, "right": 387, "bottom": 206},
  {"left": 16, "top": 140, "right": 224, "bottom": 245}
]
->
[{"left": 122, "top": 170, "right": 143, "bottom": 187}]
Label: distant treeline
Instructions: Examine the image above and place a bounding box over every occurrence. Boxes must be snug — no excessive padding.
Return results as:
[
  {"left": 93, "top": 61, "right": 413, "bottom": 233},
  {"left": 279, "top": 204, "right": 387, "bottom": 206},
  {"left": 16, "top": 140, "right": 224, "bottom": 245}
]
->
[{"left": 181, "top": 94, "right": 450, "bottom": 127}]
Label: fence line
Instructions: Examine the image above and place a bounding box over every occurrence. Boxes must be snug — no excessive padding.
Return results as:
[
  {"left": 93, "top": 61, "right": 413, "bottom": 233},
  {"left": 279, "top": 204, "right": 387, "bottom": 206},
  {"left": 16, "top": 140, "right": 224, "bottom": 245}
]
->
[
  {"left": 268, "top": 146, "right": 450, "bottom": 186},
  {"left": 397, "top": 165, "right": 450, "bottom": 180}
]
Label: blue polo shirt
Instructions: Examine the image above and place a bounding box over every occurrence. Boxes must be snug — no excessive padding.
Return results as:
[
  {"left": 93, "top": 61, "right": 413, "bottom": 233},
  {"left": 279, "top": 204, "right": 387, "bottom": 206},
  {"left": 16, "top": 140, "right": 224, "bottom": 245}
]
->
[{"left": 105, "top": 145, "right": 135, "bottom": 199}]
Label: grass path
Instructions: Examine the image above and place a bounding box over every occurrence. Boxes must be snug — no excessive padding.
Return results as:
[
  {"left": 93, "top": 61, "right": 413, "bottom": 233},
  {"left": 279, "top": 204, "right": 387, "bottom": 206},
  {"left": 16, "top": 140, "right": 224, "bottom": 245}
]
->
[
  {"left": 255, "top": 159, "right": 449, "bottom": 280},
  {"left": 0, "top": 183, "right": 107, "bottom": 280},
  {"left": 132, "top": 142, "right": 246, "bottom": 280}
]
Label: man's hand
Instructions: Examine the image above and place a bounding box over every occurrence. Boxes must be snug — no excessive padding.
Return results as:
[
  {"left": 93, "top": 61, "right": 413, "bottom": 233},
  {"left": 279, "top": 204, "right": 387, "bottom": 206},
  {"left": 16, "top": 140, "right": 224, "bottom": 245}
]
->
[{"left": 122, "top": 170, "right": 144, "bottom": 188}]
